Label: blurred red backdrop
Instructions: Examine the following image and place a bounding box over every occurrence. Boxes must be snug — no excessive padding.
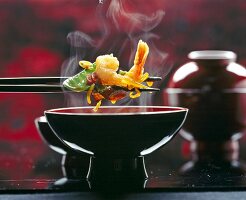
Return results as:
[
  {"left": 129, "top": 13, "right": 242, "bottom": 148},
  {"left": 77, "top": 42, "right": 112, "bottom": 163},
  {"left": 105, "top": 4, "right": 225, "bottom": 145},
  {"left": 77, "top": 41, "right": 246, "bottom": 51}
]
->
[{"left": 0, "top": 0, "right": 245, "bottom": 181}]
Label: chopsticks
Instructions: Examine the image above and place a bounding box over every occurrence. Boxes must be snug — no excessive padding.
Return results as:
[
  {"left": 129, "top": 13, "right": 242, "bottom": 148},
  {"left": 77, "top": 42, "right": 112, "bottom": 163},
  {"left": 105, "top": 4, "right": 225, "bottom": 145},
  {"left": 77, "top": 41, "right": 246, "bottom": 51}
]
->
[
  {"left": 0, "top": 85, "right": 160, "bottom": 93},
  {"left": 0, "top": 76, "right": 161, "bottom": 93},
  {"left": 0, "top": 76, "right": 161, "bottom": 84}
]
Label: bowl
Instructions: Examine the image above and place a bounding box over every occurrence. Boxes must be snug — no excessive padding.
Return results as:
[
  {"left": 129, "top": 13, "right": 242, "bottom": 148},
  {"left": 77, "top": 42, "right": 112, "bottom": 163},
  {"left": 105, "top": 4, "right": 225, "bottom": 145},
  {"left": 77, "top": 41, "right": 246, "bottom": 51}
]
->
[
  {"left": 44, "top": 106, "right": 188, "bottom": 187},
  {"left": 45, "top": 106, "right": 188, "bottom": 157}
]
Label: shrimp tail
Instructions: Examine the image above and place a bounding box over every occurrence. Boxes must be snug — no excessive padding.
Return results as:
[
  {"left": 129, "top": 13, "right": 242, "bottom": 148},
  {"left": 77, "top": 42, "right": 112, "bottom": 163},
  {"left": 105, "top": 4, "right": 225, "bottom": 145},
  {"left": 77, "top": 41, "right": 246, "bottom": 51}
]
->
[{"left": 126, "top": 40, "right": 149, "bottom": 82}]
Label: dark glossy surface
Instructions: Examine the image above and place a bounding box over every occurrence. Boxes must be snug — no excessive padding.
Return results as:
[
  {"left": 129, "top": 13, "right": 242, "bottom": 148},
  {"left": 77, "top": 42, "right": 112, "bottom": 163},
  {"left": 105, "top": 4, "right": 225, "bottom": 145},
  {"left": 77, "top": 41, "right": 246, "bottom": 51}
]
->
[
  {"left": 164, "top": 51, "right": 246, "bottom": 177},
  {"left": 44, "top": 106, "right": 188, "bottom": 188},
  {"left": 164, "top": 92, "right": 246, "bottom": 141},
  {"left": 165, "top": 52, "right": 246, "bottom": 141},
  {"left": 45, "top": 106, "right": 188, "bottom": 157}
]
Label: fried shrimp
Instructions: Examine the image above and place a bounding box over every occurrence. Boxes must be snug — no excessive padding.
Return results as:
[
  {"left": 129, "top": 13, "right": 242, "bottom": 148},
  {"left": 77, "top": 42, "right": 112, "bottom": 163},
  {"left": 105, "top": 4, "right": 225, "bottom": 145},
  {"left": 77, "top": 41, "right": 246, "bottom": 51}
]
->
[
  {"left": 95, "top": 54, "right": 122, "bottom": 86},
  {"left": 95, "top": 40, "right": 150, "bottom": 90},
  {"left": 95, "top": 54, "right": 147, "bottom": 90}
]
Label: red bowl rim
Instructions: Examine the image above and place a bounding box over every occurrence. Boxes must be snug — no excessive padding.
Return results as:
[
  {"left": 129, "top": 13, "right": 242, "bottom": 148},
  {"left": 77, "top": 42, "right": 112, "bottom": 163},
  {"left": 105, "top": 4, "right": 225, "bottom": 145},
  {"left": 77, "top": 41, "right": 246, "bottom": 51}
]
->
[{"left": 44, "top": 106, "right": 188, "bottom": 116}]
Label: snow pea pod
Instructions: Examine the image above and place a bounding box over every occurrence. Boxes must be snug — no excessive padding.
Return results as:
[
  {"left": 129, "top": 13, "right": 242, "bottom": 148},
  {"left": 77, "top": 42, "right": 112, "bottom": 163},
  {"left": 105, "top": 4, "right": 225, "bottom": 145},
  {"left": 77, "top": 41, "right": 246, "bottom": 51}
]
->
[{"left": 63, "top": 63, "right": 96, "bottom": 92}]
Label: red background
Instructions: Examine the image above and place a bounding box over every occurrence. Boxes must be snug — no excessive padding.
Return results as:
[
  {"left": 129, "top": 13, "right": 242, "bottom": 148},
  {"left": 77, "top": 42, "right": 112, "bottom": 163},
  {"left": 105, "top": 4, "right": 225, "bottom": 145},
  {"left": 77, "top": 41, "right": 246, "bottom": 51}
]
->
[{"left": 0, "top": 0, "right": 245, "bottom": 181}]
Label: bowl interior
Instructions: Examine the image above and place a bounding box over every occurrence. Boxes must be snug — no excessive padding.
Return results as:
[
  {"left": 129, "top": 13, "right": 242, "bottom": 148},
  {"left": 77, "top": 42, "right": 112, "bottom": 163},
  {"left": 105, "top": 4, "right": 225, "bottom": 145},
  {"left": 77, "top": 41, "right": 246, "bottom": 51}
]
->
[{"left": 45, "top": 106, "right": 188, "bottom": 157}]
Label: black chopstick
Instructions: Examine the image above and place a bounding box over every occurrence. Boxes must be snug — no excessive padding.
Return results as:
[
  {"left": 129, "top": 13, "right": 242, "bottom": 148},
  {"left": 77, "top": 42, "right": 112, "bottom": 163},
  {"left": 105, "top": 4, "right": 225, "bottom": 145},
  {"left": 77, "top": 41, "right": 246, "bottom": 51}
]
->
[
  {"left": 0, "top": 77, "right": 67, "bottom": 85},
  {"left": 0, "top": 84, "right": 64, "bottom": 93},
  {"left": 0, "top": 76, "right": 161, "bottom": 85},
  {"left": 0, "top": 84, "right": 159, "bottom": 93}
]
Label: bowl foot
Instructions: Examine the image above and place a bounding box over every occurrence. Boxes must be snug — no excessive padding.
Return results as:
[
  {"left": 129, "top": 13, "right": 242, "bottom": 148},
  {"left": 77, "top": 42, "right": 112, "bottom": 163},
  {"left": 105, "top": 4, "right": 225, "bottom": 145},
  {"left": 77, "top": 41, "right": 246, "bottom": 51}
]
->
[
  {"left": 62, "top": 153, "right": 91, "bottom": 179},
  {"left": 88, "top": 156, "right": 148, "bottom": 189}
]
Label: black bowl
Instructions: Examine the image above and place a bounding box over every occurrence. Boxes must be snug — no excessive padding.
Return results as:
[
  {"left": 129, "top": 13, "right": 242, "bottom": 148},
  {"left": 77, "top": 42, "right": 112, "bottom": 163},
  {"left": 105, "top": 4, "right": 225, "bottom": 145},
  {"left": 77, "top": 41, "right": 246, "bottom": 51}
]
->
[
  {"left": 45, "top": 106, "right": 188, "bottom": 157},
  {"left": 44, "top": 106, "right": 188, "bottom": 188}
]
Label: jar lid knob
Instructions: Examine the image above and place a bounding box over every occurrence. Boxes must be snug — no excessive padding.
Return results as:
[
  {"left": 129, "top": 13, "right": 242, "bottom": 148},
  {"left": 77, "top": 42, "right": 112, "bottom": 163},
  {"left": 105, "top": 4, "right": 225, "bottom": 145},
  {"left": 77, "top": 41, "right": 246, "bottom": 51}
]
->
[{"left": 188, "top": 50, "right": 237, "bottom": 61}]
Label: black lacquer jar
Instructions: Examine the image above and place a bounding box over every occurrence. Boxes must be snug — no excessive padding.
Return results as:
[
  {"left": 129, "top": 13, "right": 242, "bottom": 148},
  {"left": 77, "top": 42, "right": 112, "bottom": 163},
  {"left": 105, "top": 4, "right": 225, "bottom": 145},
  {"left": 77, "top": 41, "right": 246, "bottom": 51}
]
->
[{"left": 164, "top": 51, "right": 246, "bottom": 175}]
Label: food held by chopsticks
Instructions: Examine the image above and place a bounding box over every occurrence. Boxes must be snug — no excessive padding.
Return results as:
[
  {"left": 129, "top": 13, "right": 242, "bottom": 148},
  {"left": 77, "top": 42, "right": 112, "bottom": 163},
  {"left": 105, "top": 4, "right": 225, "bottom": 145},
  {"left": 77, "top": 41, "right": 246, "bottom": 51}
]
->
[{"left": 63, "top": 40, "right": 160, "bottom": 111}]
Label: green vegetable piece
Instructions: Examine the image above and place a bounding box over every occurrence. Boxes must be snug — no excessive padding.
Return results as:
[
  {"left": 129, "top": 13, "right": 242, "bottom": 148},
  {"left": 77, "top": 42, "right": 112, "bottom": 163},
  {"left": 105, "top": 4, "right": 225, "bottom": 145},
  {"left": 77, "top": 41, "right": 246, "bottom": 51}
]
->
[{"left": 63, "top": 62, "right": 96, "bottom": 92}]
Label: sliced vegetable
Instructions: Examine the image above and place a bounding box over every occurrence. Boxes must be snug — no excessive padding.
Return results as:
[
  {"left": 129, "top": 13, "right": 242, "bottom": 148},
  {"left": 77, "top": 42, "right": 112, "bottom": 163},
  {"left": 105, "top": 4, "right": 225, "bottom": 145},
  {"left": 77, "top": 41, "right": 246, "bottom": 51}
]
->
[
  {"left": 63, "top": 63, "right": 96, "bottom": 92},
  {"left": 87, "top": 84, "right": 95, "bottom": 104},
  {"left": 129, "top": 88, "right": 141, "bottom": 99}
]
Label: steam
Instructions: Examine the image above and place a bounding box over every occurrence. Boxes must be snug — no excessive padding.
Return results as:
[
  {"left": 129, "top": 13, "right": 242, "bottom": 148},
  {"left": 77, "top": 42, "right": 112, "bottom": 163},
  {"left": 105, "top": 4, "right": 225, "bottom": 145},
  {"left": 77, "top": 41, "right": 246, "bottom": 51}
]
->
[
  {"left": 62, "top": 0, "right": 168, "bottom": 107},
  {"left": 107, "top": 0, "right": 164, "bottom": 33}
]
